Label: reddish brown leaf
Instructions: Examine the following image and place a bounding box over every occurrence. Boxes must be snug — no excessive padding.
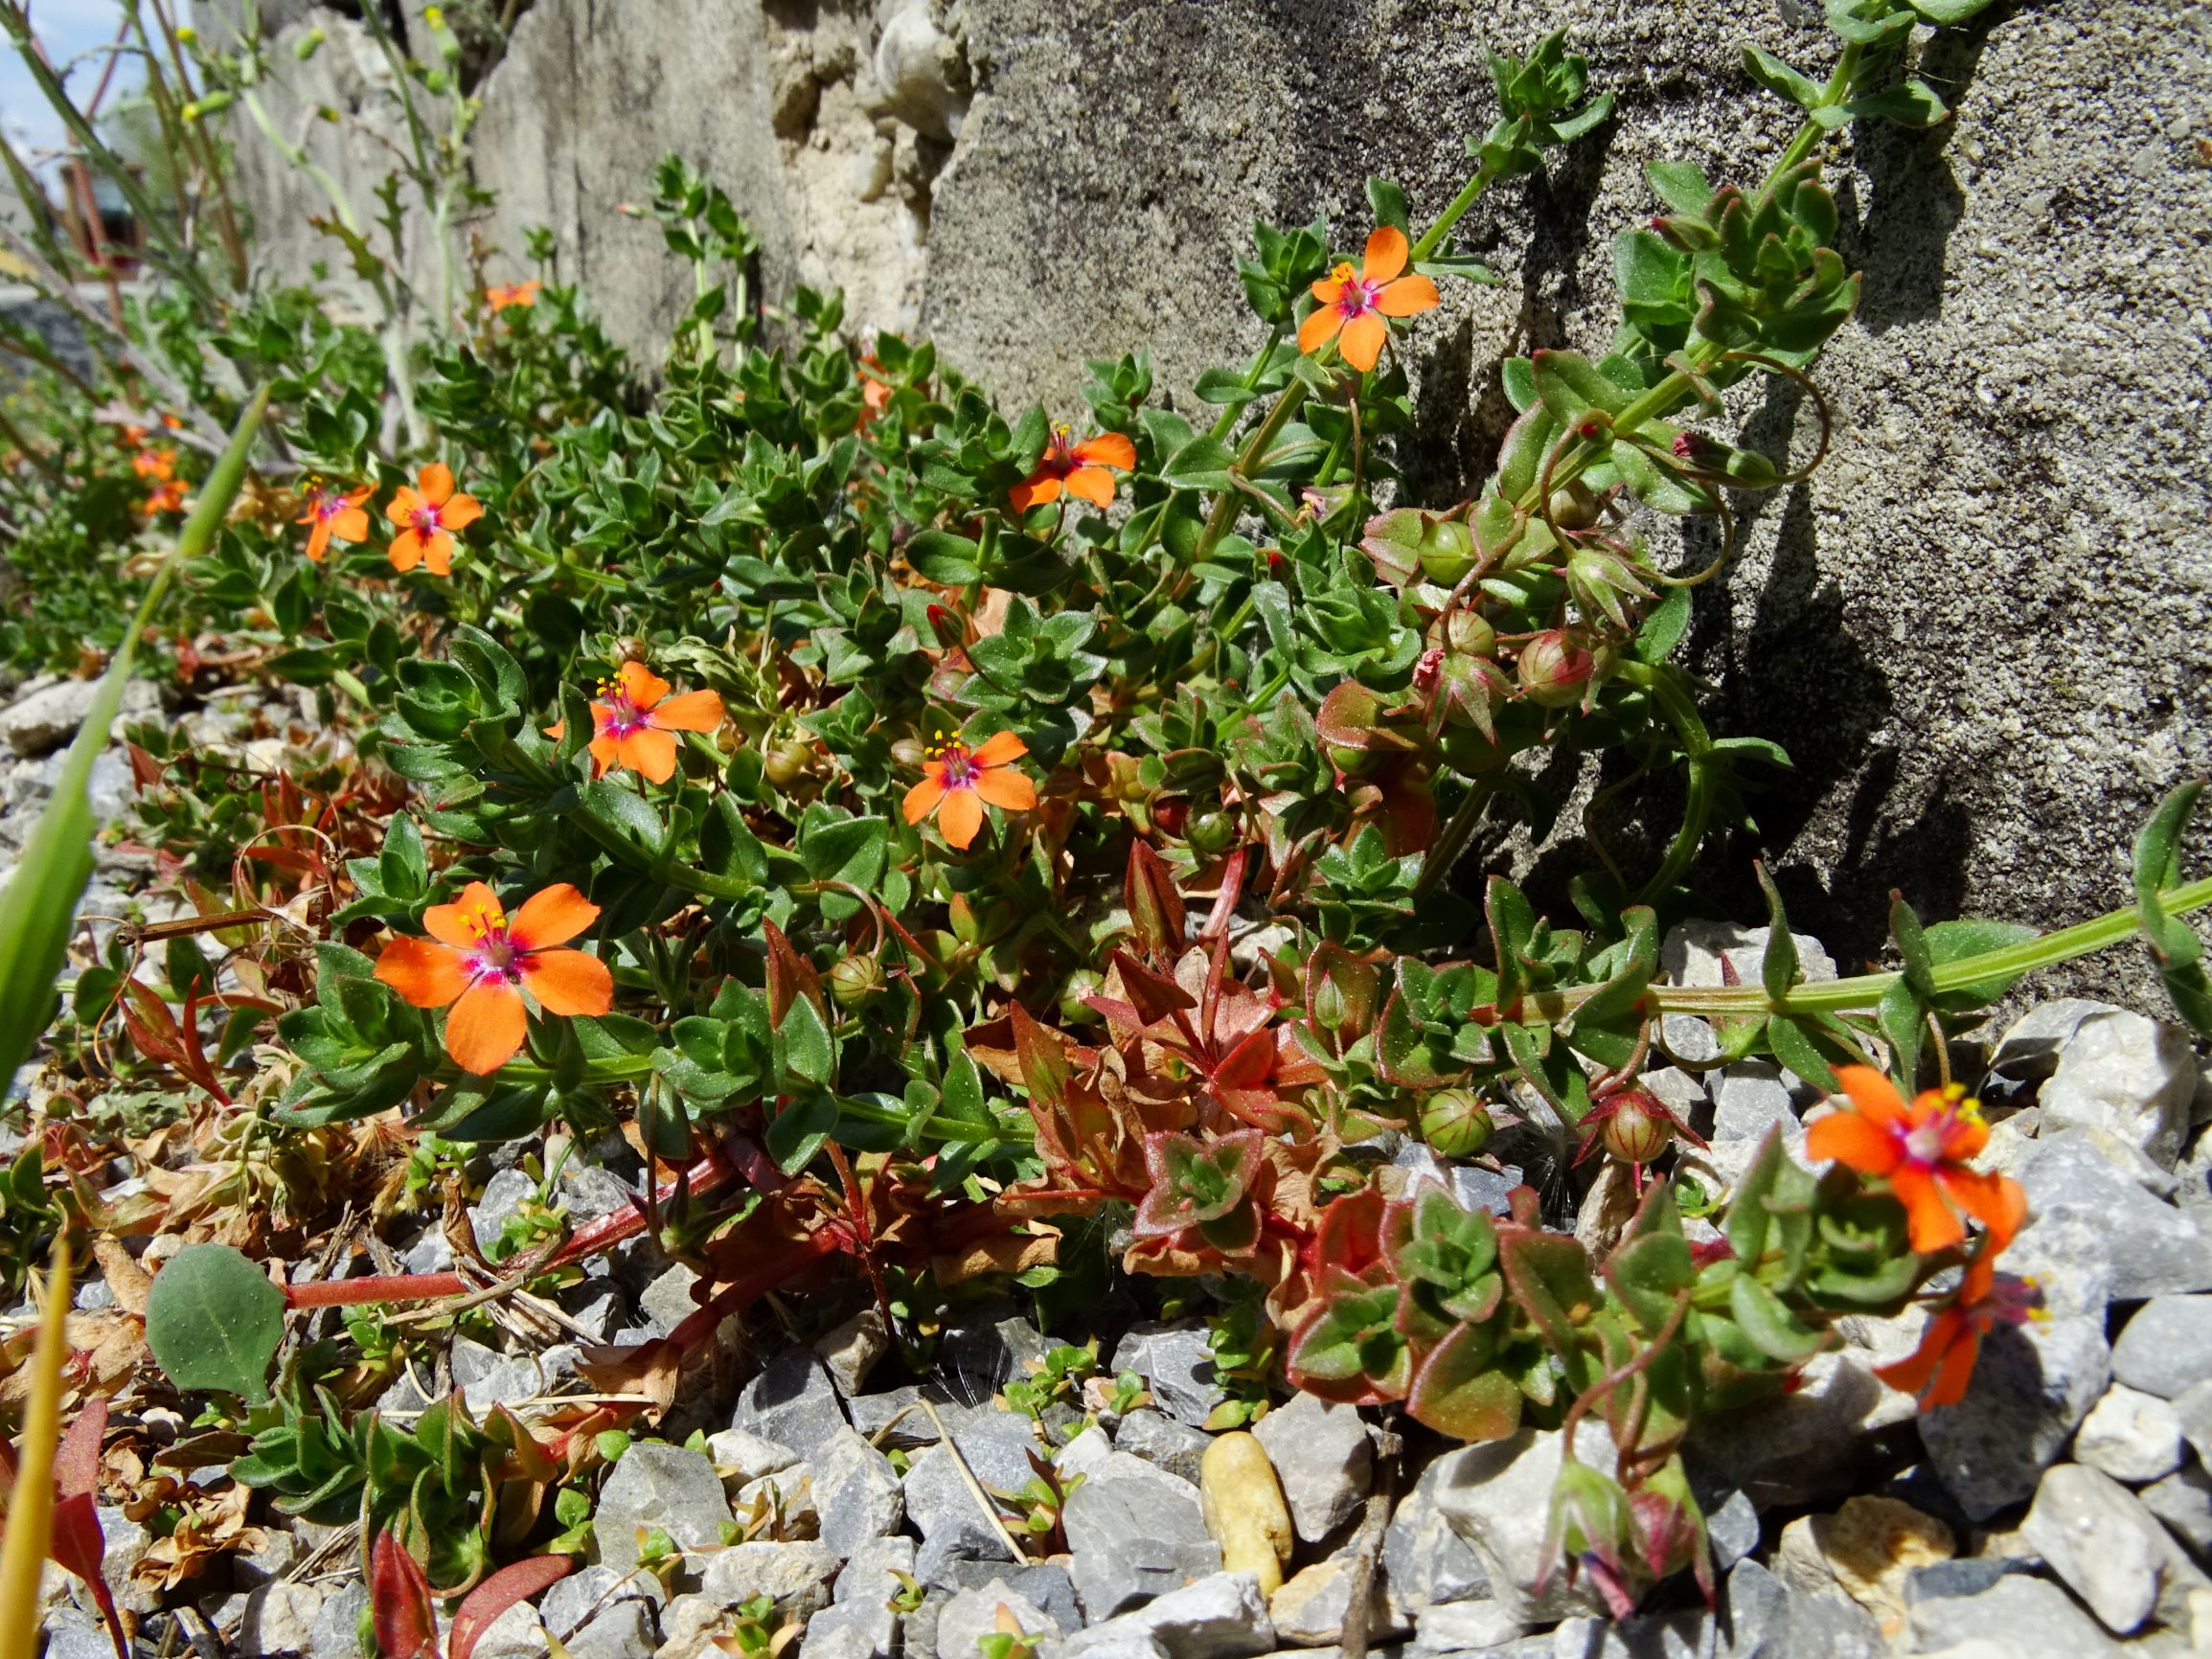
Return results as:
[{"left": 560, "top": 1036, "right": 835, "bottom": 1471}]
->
[
  {"left": 1009, "top": 1003, "right": 1069, "bottom": 1114},
  {"left": 371, "top": 1530, "right": 439, "bottom": 1659},
  {"left": 762, "top": 918, "right": 825, "bottom": 1027},
  {"left": 1124, "top": 840, "right": 1186, "bottom": 963},
  {"left": 450, "top": 1555, "right": 573, "bottom": 1659}
]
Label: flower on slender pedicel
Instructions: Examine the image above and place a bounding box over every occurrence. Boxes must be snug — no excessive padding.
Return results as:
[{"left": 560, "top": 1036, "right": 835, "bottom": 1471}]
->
[
  {"left": 1298, "top": 226, "right": 1441, "bottom": 374},
  {"left": 132, "top": 446, "right": 177, "bottom": 482},
  {"left": 1805, "top": 1066, "right": 2025, "bottom": 1255},
  {"left": 901, "top": 731, "right": 1037, "bottom": 850},
  {"left": 1875, "top": 1239, "right": 2041, "bottom": 1409},
  {"left": 1010, "top": 425, "right": 1136, "bottom": 512},
  {"left": 385, "top": 463, "right": 483, "bottom": 576},
  {"left": 487, "top": 279, "right": 541, "bottom": 312},
  {"left": 586, "top": 660, "right": 725, "bottom": 784},
  {"left": 297, "top": 481, "right": 372, "bottom": 562},
  {"left": 374, "top": 881, "right": 613, "bottom": 1074}
]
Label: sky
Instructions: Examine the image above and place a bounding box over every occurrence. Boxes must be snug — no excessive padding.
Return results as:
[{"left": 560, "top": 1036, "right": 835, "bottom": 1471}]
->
[{"left": 1, "top": 0, "right": 146, "bottom": 182}]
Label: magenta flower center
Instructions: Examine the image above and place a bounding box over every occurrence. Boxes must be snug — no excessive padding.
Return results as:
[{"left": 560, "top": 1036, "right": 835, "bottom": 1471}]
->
[
  {"left": 411, "top": 505, "right": 443, "bottom": 535},
  {"left": 316, "top": 494, "right": 348, "bottom": 523},
  {"left": 601, "top": 690, "right": 647, "bottom": 738},
  {"left": 1334, "top": 269, "right": 1383, "bottom": 319},
  {"left": 934, "top": 745, "right": 978, "bottom": 789},
  {"left": 458, "top": 906, "right": 524, "bottom": 984}
]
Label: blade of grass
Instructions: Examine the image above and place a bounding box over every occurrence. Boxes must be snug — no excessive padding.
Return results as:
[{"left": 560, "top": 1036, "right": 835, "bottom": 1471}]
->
[
  {"left": 0, "top": 388, "right": 268, "bottom": 1087},
  {"left": 0, "top": 1237, "right": 76, "bottom": 1659}
]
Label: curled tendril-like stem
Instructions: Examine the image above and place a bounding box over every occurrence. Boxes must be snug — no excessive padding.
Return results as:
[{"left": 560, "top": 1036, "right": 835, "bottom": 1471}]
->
[{"left": 1712, "top": 350, "right": 1835, "bottom": 488}]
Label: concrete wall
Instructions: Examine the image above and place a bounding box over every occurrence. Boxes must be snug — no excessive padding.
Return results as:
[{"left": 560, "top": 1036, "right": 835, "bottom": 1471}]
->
[{"left": 220, "top": 0, "right": 2212, "bottom": 994}]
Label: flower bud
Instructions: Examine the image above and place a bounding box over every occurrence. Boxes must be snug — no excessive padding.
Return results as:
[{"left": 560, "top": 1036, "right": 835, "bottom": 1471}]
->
[
  {"left": 1600, "top": 1087, "right": 1674, "bottom": 1166},
  {"left": 1546, "top": 480, "right": 1599, "bottom": 532},
  {"left": 1421, "top": 1088, "right": 1494, "bottom": 1158},
  {"left": 1442, "top": 609, "right": 1495, "bottom": 658},
  {"left": 175, "top": 24, "right": 196, "bottom": 43},
  {"left": 1516, "top": 630, "right": 1593, "bottom": 709},
  {"left": 763, "top": 738, "right": 814, "bottom": 787},
  {"left": 293, "top": 26, "right": 326, "bottom": 59},
  {"left": 1059, "top": 968, "right": 1104, "bottom": 1027},
  {"left": 1186, "top": 810, "right": 1235, "bottom": 856},
  {"left": 1310, "top": 976, "right": 1348, "bottom": 1034},
  {"left": 829, "top": 953, "right": 884, "bottom": 1008},
  {"left": 1418, "top": 516, "right": 1479, "bottom": 585}
]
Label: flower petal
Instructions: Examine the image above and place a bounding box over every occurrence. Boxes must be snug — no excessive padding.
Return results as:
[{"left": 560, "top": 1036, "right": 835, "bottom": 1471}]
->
[
  {"left": 373, "top": 937, "right": 469, "bottom": 1009},
  {"left": 647, "top": 690, "right": 723, "bottom": 733},
  {"left": 1937, "top": 1168, "right": 2027, "bottom": 1245},
  {"left": 1063, "top": 466, "right": 1116, "bottom": 508},
  {"left": 616, "top": 659, "right": 672, "bottom": 712},
  {"left": 970, "top": 730, "right": 1030, "bottom": 767},
  {"left": 1298, "top": 305, "right": 1345, "bottom": 355},
  {"left": 1009, "top": 472, "right": 1060, "bottom": 512},
  {"left": 424, "top": 882, "right": 505, "bottom": 947},
  {"left": 938, "top": 785, "right": 984, "bottom": 850},
  {"left": 1804, "top": 1108, "right": 1902, "bottom": 1176},
  {"left": 507, "top": 883, "right": 600, "bottom": 952},
  {"left": 519, "top": 947, "right": 614, "bottom": 1018},
  {"left": 1936, "top": 1108, "right": 1989, "bottom": 1162},
  {"left": 1073, "top": 433, "right": 1135, "bottom": 470},
  {"left": 1361, "top": 225, "right": 1409, "bottom": 284},
  {"left": 1310, "top": 274, "right": 1348, "bottom": 305},
  {"left": 305, "top": 521, "right": 331, "bottom": 562},
  {"left": 422, "top": 534, "right": 453, "bottom": 577},
  {"left": 1338, "top": 312, "right": 1387, "bottom": 374},
  {"left": 587, "top": 734, "right": 618, "bottom": 776},
  {"left": 1875, "top": 1308, "right": 1961, "bottom": 1399},
  {"left": 973, "top": 765, "right": 1037, "bottom": 811},
  {"left": 389, "top": 531, "right": 423, "bottom": 572},
  {"left": 417, "top": 463, "right": 455, "bottom": 508},
  {"left": 385, "top": 487, "right": 422, "bottom": 527},
  {"left": 1834, "top": 1065, "right": 1908, "bottom": 1131},
  {"left": 446, "top": 980, "right": 528, "bottom": 1074},
  {"left": 331, "top": 507, "right": 371, "bottom": 542},
  {"left": 1376, "top": 274, "right": 1440, "bottom": 317},
  {"left": 617, "top": 727, "right": 679, "bottom": 784},
  {"left": 1925, "top": 1324, "right": 1983, "bottom": 1408},
  {"left": 903, "top": 776, "right": 946, "bottom": 825},
  {"left": 439, "top": 492, "right": 484, "bottom": 533},
  {"left": 1891, "top": 1163, "right": 1966, "bottom": 1255}
]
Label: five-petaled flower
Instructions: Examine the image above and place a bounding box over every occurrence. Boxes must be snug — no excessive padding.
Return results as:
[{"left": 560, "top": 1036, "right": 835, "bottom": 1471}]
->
[
  {"left": 1010, "top": 425, "right": 1136, "bottom": 513},
  {"left": 385, "top": 463, "right": 483, "bottom": 576},
  {"left": 132, "top": 446, "right": 177, "bottom": 482},
  {"left": 1875, "top": 1239, "right": 2039, "bottom": 1409},
  {"left": 297, "top": 482, "right": 372, "bottom": 562},
  {"left": 141, "top": 479, "right": 189, "bottom": 518},
  {"left": 586, "top": 661, "right": 725, "bottom": 784},
  {"left": 901, "top": 731, "right": 1037, "bottom": 851},
  {"left": 487, "top": 279, "right": 541, "bottom": 312},
  {"left": 374, "top": 881, "right": 614, "bottom": 1074},
  {"left": 1805, "top": 1066, "right": 2025, "bottom": 1255},
  {"left": 1297, "top": 226, "right": 1440, "bottom": 375}
]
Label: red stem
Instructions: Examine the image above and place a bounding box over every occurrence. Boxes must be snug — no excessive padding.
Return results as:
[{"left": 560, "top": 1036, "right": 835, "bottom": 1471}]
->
[
  {"left": 545, "top": 1148, "right": 741, "bottom": 1270},
  {"left": 654, "top": 1230, "right": 841, "bottom": 1353},
  {"left": 286, "top": 1272, "right": 468, "bottom": 1309}
]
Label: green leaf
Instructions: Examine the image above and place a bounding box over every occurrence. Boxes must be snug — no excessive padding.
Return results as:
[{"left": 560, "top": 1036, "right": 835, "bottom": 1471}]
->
[
  {"left": 1922, "top": 919, "right": 2041, "bottom": 1006},
  {"left": 1741, "top": 46, "right": 1823, "bottom": 110},
  {"left": 1645, "top": 160, "right": 1713, "bottom": 216},
  {"left": 765, "top": 1092, "right": 837, "bottom": 1173},
  {"left": 1889, "top": 892, "right": 1936, "bottom": 998},
  {"left": 1406, "top": 1322, "right": 1522, "bottom": 1442},
  {"left": 1753, "top": 861, "right": 1798, "bottom": 1003},
  {"left": 1365, "top": 176, "right": 1410, "bottom": 235},
  {"left": 1500, "top": 357, "right": 1537, "bottom": 414},
  {"left": 0, "top": 390, "right": 266, "bottom": 1090},
  {"left": 145, "top": 1242, "right": 286, "bottom": 1403},
  {"left": 1631, "top": 583, "right": 1692, "bottom": 665},
  {"left": 905, "top": 531, "right": 983, "bottom": 585},
  {"left": 779, "top": 993, "right": 836, "bottom": 1088},
  {"left": 1908, "top": 0, "right": 1997, "bottom": 21},
  {"left": 1765, "top": 1014, "right": 1841, "bottom": 1094},
  {"left": 1842, "top": 80, "right": 1950, "bottom": 128},
  {"left": 1160, "top": 435, "right": 1239, "bottom": 492},
  {"left": 1729, "top": 1273, "right": 1831, "bottom": 1364}
]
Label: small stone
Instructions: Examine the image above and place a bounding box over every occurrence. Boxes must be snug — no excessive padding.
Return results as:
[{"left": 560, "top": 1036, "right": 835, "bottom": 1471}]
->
[
  {"left": 1064, "top": 1459, "right": 1221, "bottom": 1619},
  {"left": 940, "top": 1303, "right": 1055, "bottom": 1395},
  {"left": 1702, "top": 1488, "right": 1761, "bottom": 1572},
  {"left": 811, "top": 1427, "right": 904, "bottom": 1557},
  {"left": 567, "top": 1601, "right": 656, "bottom": 1659},
  {"left": 1772, "top": 1495, "right": 1952, "bottom": 1637},
  {"left": 935, "top": 1579, "right": 1060, "bottom": 1657},
  {"left": 1266, "top": 1557, "right": 1402, "bottom": 1647},
  {"left": 1983, "top": 1000, "right": 2128, "bottom": 1105},
  {"left": 902, "top": 1414, "right": 1039, "bottom": 1561},
  {"left": 0, "top": 677, "right": 156, "bottom": 757},
  {"left": 1430, "top": 1422, "right": 1616, "bottom": 1624},
  {"left": 1112, "top": 1322, "right": 1227, "bottom": 1428},
  {"left": 1199, "top": 1431, "right": 1293, "bottom": 1598},
  {"left": 471, "top": 1167, "right": 539, "bottom": 1252},
  {"left": 1683, "top": 1334, "right": 1920, "bottom": 1508},
  {"left": 1060, "top": 1571, "right": 1273, "bottom": 1659},
  {"left": 2140, "top": 1465, "right": 2212, "bottom": 1561},
  {"left": 1545, "top": 1609, "right": 1720, "bottom": 1658},
  {"left": 729, "top": 1352, "right": 847, "bottom": 1457},
  {"left": 697, "top": 1541, "right": 840, "bottom": 1620},
  {"left": 39, "top": 1630, "right": 113, "bottom": 1659},
  {"left": 2037, "top": 1011, "right": 2200, "bottom": 1168},
  {"left": 639, "top": 1264, "right": 702, "bottom": 1336},
  {"left": 559, "top": 1162, "right": 639, "bottom": 1226},
  {"left": 815, "top": 1308, "right": 890, "bottom": 1398},
  {"left": 2021, "top": 1461, "right": 2208, "bottom": 1634},
  {"left": 734, "top": 1465, "right": 815, "bottom": 1533},
  {"left": 1724, "top": 1557, "right": 1884, "bottom": 1659},
  {"left": 543, "top": 1566, "right": 661, "bottom": 1634},
  {"left": 2018, "top": 1132, "right": 2212, "bottom": 1299},
  {"left": 1711, "top": 1061, "right": 1799, "bottom": 1145},
  {"left": 704, "top": 1427, "right": 801, "bottom": 1486},
  {"left": 1447, "top": 1164, "right": 1523, "bottom": 1216},
  {"left": 2074, "top": 1385, "right": 2184, "bottom": 1484},
  {"left": 847, "top": 1385, "right": 969, "bottom": 1446},
  {"left": 1409, "top": 1597, "right": 1524, "bottom": 1650},
  {"left": 2111, "top": 1295, "right": 2212, "bottom": 1399},
  {"left": 1381, "top": 1456, "right": 1490, "bottom": 1619},
  {"left": 1901, "top": 1556, "right": 2038, "bottom": 1605},
  {"left": 595, "top": 1442, "right": 734, "bottom": 1574},
  {"left": 1904, "top": 1565, "right": 2124, "bottom": 1657},
  {"left": 307, "top": 1580, "right": 368, "bottom": 1659},
  {"left": 836, "top": 1533, "right": 918, "bottom": 1602},
  {"left": 237, "top": 1581, "right": 327, "bottom": 1657},
  {"left": 233, "top": 1528, "right": 302, "bottom": 1589},
  {"left": 86, "top": 1505, "right": 154, "bottom": 1614},
  {"left": 1116, "top": 1407, "right": 1212, "bottom": 1484},
  {"left": 1250, "top": 1392, "right": 1370, "bottom": 1544},
  {"left": 803, "top": 1602, "right": 889, "bottom": 1659}
]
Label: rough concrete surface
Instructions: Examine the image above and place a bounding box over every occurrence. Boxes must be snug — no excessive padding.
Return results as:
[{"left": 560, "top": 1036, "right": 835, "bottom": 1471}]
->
[{"left": 218, "top": 0, "right": 2210, "bottom": 992}]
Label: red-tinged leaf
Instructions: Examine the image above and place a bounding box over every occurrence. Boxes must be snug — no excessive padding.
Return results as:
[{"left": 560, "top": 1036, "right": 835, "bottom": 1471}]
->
[
  {"left": 1209, "top": 1026, "right": 1276, "bottom": 1093},
  {"left": 125, "top": 742, "right": 162, "bottom": 789},
  {"left": 1310, "top": 1187, "right": 1388, "bottom": 1280},
  {"left": 121, "top": 981, "right": 187, "bottom": 1066},
  {"left": 1108, "top": 949, "right": 1197, "bottom": 1028},
  {"left": 1010, "top": 1003, "right": 1069, "bottom": 1113},
  {"left": 761, "top": 919, "right": 825, "bottom": 1027},
  {"left": 1315, "top": 680, "right": 1419, "bottom": 752},
  {"left": 371, "top": 1530, "right": 438, "bottom": 1659},
  {"left": 1124, "top": 840, "right": 1186, "bottom": 963},
  {"left": 450, "top": 1555, "right": 574, "bottom": 1659},
  {"left": 54, "top": 1398, "right": 105, "bottom": 1498},
  {"left": 1198, "top": 847, "right": 1248, "bottom": 944},
  {"left": 50, "top": 1490, "right": 126, "bottom": 1659},
  {"left": 1407, "top": 1321, "right": 1524, "bottom": 1443}
]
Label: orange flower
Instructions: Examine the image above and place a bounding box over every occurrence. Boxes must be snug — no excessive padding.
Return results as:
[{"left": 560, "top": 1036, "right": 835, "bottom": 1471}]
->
[
  {"left": 1011, "top": 425, "right": 1136, "bottom": 512},
  {"left": 385, "top": 463, "right": 484, "bottom": 576},
  {"left": 901, "top": 731, "right": 1037, "bottom": 850},
  {"left": 587, "top": 661, "right": 725, "bottom": 784},
  {"left": 1297, "top": 226, "right": 1441, "bottom": 374},
  {"left": 132, "top": 446, "right": 177, "bottom": 482},
  {"left": 373, "top": 881, "right": 613, "bottom": 1074},
  {"left": 141, "top": 479, "right": 189, "bottom": 518},
  {"left": 857, "top": 353, "right": 893, "bottom": 429},
  {"left": 1806, "top": 1067, "right": 2025, "bottom": 1255},
  {"left": 1875, "top": 1240, "right": 2039, "bottom": 1409},
  {"left": 296, "top": 483, "right": 372, "bottom": 562},
  {"left": 488, "top": 279, "right": 541, "bottom": 312}
]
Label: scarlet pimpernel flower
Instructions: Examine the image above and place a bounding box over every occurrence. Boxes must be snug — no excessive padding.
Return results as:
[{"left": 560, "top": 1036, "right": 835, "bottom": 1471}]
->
[
  {"left": 1875, "top": 1238, "right": 2039, "bottom": 1409},
  {"left": 1010, "top": 425, "right": 1136, "bottom": 512},
  {"left": 374, "top": 881, "right": 613, "bottom": 1074},
  {"left": 587, "top": 661, "right": 725, "bottom": 784},
  {"left": 1298, "top": 226, "right": 1440, "bottom": 374},
  {"left": 141, "top": 479, "right": 189, "bottom": 518},
  {"left": 1805, "top": 1066, "right": 2025, "bottom": 1255},
  {"left": 297, "top": 482, "right": 372, "bottom": 562},
  {"left": 132, "top": 446, "right": 177, "bottom": 482},
  {"left": 385, "top": 463, "right": 483, "bottom": 576},
  {"left": 487, "top": 279, "right": 541, "bottom": 312},
  {"left": 902, "top": 731, "right": 1037, "bottom": 851}
]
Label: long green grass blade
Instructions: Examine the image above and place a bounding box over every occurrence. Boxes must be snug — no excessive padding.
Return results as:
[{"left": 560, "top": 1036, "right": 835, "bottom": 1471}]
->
[{"left": 0, "top": 389, "right": 268, "bottom": 1089}]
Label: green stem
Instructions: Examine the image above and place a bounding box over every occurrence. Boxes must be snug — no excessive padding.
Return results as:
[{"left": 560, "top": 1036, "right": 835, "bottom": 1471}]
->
[
  {"left": 1412, "top": 778, "right": 1495, "bottom": 902},
  {"left": 1617, "top": 659, "right": 1715, "bottom": 904},
  {"left": 1410, "top": 156, "right": 1500, "bottom": 265},
  {"left": 1187, "top": 382, "right": 1309, "bottom": 572}
]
